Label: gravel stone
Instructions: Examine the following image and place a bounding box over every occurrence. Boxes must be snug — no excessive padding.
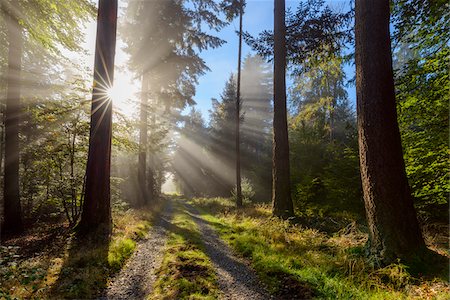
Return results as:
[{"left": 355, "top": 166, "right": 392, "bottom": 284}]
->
[
  {"left": 185, "top": 204, "right": 273, "bottom": 300},
  {"left": 101, "top": 200, "right": 173, "bottom": 300}
]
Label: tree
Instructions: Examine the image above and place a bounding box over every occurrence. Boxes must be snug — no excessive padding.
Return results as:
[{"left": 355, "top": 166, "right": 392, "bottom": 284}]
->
[
  {"left": 272, "top": 0, "right": 293, "bottom": 218},
  {"left": 240, "top": 54, "right": 273, "bottom": 201},
  {"left": 355, "top": 0, "right": 425, "bottom": 263},
  {"left": 76, "top": 0, "right": 118, "bottom": 236},
  {"left": 289, "top": 56, "right": 361, "bottom": 216},
  {"left": 207, "top": 75, "right": 239, "bottom": 196},
  {"left": 137, "top": 74, "right": 149, "bottom": 205},
  {"left": 290, "top": 55, "right": 349, "bottom": 142},
  {"left": 3, "top": 1, "right": 23, "bottom": 234},
  {"left": 235, "top": 0, "right": 244, "bottom": 207}
]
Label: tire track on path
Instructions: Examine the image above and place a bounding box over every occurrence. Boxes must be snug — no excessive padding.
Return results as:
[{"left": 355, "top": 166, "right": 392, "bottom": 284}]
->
[{"left": 184, "top": 203, "right": 273, "bottom": 300}]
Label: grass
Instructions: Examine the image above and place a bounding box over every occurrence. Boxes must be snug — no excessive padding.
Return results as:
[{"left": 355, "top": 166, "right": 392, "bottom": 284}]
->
[
  {"left": 190, "top": 197, "right": 450, "bottom": 300},
  {"left": 150, "top": 198, "right": 219, "bottom": 300},
  {"left": 0, "top": 201, "right": 163, "bottom": 299}
]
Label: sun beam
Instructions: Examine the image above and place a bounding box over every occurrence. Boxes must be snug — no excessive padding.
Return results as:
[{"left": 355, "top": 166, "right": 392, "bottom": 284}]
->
[{"left": 105, "top": 71, "right": 139, "bottom": 117}]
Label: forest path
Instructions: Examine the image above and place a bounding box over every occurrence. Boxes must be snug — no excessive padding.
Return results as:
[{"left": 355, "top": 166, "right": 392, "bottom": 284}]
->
[
  {"left": 184, "top": 203, "right": 273, "bottom": 300},
  {"left": 102, "top": 199, "right": 173, "bottom": 300}
]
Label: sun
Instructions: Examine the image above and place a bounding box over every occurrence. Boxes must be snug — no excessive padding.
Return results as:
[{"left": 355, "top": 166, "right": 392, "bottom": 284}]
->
[
  {"left": 106, "top": 72, "right": 139, "bottom": 117},
  {"left": 106, "top": 84, "right": 120, "bottom": 102}
]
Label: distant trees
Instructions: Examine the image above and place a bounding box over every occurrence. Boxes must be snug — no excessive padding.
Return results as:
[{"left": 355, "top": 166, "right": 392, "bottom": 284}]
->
[
  {"left": 355, "top": 0, "right": 425, "bottom": 263},
  {"left": 289, "top": 56, "right": 361, "bottom": 215},
  {"left": 122, "top": 0, "right": 226, "bottom": 204},
  {"left": 241, "top": 54, "right": 272, "bottom": 201},
  {"left": 208, "top": 75, "right": 239, "bottom": 196},
  {"left": 76, "top": 0, "right": 118, "bottom": 236}
]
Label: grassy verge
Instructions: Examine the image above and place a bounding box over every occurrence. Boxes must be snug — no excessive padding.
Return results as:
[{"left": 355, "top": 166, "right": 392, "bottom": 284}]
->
[
  {"left": 191, "top": 197, "right": 449, "bottom": 300},
  {"left": 150, "top": 199, "right": 219, "bottom": 300},
  {"left": 0, "top": 202, "right": 163, "bottom": 299}
]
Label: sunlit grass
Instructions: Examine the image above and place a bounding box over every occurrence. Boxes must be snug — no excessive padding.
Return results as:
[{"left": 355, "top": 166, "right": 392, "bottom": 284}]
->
[
  {"left": 150, "top": 199, "right": 219, "bottom": 300},
  {"left": 0, "top": 202, "right": 163, "bottom": 299},
  {"left": 191, "top": 197, "right": 450, "bottom": 299}
]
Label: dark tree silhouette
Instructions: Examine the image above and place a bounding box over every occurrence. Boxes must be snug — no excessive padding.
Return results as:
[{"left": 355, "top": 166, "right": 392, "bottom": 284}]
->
[
  {"left": 272, "top": 0, "right": 293, "bottom": 218},
  {"left": 3, "top": 2, "right": 23, "bottom": 234},
  {"left": 138, "top": 73, "right": 149, "bottom": 205},
  {"left": 77, "top": 0, "right": 118, "bottom": 236},
  {"left": 355, "top": 0, "right": 425, "bottom": 263}
]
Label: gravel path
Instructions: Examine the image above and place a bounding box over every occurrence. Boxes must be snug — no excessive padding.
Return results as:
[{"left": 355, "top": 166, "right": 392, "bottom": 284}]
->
[
  {"left": 185, "top": 204, "right": 272, "bottom": 300},
  {"left": 101, "top": 199, "right": 173, "bottom": 300}
]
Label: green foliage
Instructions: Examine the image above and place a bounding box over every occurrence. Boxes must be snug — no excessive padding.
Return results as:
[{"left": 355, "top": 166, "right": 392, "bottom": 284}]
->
[
  {"left": 232, "top": 177, "right": 255, "bottom": 202},
  {"left": 16, "top": 76, "right": 91, "bottom": 223},
  {"left": 108, "top": 238, "right": 136, "bottom": 271},
  {"left": 289, "top": 56, "right": 363, "bottom": 217},
  {"left": 245, "top": 0, "right": 352, "bottom": 72},
  {"left": 393, "top": 0, "right": 449, "bottom": 220}
]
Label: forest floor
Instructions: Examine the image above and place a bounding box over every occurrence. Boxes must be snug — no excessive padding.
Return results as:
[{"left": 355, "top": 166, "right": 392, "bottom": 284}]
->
[
  {"left": 1, "top": 195, "right": 449, "bottom": 299},
  {"left": 189, "top": 197, "right": 449, "bottom": 300}
]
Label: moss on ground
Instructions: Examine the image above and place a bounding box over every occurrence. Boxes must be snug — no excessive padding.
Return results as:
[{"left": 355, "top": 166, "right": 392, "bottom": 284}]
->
[{"left": 150, "top": 199, "right": 219, "bottom": 300}]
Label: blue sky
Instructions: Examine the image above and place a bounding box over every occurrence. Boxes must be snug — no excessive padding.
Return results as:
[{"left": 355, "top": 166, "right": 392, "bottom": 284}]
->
[{"left": 82, "top": 0, "right": 355, "bottom": 119}]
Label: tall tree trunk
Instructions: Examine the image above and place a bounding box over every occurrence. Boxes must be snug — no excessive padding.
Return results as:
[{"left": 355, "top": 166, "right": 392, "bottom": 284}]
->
[
  {"left": 272, "top": 0, "right": 293, "bottom": 218},
  {"left": 138, "top": 73, "right": 148, "bottom": 205},
  {"left": 77, "top": 0, "right": 118, "bottom": 236},
  {"left": 235, "top": 0, "right": 243, "bottom": 208},
  {"left": 3, "top": 2, "right": 23, "bottom": 235},
  {"left": 355, "top": 0, "right": 425, "bottom": 263}
]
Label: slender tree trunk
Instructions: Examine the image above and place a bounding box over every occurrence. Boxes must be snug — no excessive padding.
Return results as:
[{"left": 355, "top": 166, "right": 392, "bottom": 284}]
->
[
  {"left": 329, "top": 81, "right": 337, "bottom": 142},
  {"left": 138, "top": 73, "right": 148, "bottom": 205},
  {"left": 147, "top": 103, "right": 155, "bottom": 202},
  {"left": 355, "top": 0, "right": 425, "bottom": 263},
  {"left": 77, "top": 0, "right": 118, "bottom": 236},
  {"left": 235, "top": 0, "right": 243, "bottom": 208},
  {"left": 3, "top": 2, "right": 23, "bottom": 234},
  {"left": 272, "top": 0, "right": 293, "bottom": 218}
]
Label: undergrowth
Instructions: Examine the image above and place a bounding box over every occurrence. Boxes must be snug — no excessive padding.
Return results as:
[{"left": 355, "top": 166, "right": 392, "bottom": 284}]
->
[
  {"left": 191, "top": 197, "right": 450, "bottom": 300},
  {"left": 150, "top": 199, "right": 219, "bottom": 300},
  {"left": 0, "top": 201, "right": 163, "bottom": 299}
]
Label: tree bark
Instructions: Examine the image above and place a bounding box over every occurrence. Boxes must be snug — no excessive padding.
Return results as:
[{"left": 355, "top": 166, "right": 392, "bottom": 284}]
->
[
  {"left": 355, "top": 0, "right": 425, "bottom": 263},
  {"left": 138, "top": 73, "right": 148, "bottom": 205},
  {"left": 235, "top": 0, "right": 243, "bottom": 208},
  {"left": 3, "top": 2, "right": 23, "bottom": 235},
  {"left": 77, "top": 0, "right": 118, "bottom": 236},
  {"left": 272, "top": 0, "right": 293, "bottom": 218}
]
